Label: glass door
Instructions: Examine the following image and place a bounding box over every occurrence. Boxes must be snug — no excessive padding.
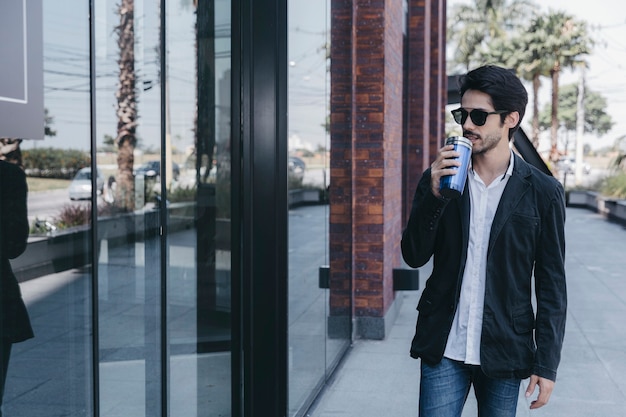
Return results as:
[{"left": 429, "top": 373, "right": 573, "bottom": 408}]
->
[
  {"left": 94, "top": 0, "right": 165, "bottom": 415},
  {"left": 287, "top": 1, "right": 350, "bottom": 415},
  {"left": 6, "top": 0, "right": 94, "bottom": 415},
  {"left": 94, "top": 0, "right": 233, "bottom": 415},
  {"left": 165, "top": 1, "right": 233, "bottom": 416}
]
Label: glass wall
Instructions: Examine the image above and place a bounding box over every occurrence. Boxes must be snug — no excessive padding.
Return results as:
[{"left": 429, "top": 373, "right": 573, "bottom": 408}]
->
[
  {"left": 7, "top": 0, "right": 94, "bottom": 415},
  {"left": 288, "top": 1, "right": 349, "bottom": 415},
  {"left": 2, "top": 0, "right": 342, "bottom": 415},
  {"left": 165, "top": 1, "right": 232, "bottom": 416},
  {"left": 7, "top": 0, "right": 230, "bottom": 416},
  {"left": 94, "top": 0, "right": 164, "bottom": 415},
  {"left": 92, "top": 0, "right": 232, "bottom": 416}
]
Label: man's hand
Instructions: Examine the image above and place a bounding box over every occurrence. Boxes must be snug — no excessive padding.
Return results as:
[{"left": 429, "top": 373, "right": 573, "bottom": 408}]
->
[
  {"left": 525, "top": 375, "right": 554, "bottom": 409},
  {"left": 430, "top": 144, "right": 461, "bottom": 198}
]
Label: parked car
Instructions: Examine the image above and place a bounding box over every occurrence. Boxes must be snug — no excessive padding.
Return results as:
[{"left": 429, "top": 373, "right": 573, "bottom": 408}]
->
[
  {"left": 68, "top": 167, "right": 105, "bottom": 200},
  {"left": 288, "top": 156, "right": 306, "bottom": 186},
  {"left": 556, "top": 157, "right": 591, "bottom": 175},
  {"left": 134, "top": 160, "right": 180, "bottom": 181}
]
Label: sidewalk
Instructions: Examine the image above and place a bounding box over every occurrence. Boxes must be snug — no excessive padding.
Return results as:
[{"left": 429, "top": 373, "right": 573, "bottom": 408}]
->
[{"left": 308, "top": 206, "right": 626, "bottom": 416}]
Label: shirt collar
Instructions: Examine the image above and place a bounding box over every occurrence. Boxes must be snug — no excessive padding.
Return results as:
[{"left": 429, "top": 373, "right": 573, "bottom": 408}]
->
[
  {"left": 503, "top": 150, "right": 514, "bottom": 180},
  {"left": 470, "top": 150, "right": 514, "bottom": 182}
]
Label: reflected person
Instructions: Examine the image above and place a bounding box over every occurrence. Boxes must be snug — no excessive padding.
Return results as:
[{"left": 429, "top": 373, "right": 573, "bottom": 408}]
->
[
  {"left": 402, "top": 65, "right": 567, "bottom": 416},
  {"left": 0, "top": 159, "right": 34, "bottom": 414}
]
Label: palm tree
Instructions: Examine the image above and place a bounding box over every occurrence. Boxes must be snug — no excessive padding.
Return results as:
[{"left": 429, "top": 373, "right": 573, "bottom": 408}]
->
[
  {"left": 538, "top": 83, "right": 613, "bottom": 143},
  {"left": 114, "top": 0, "right": 137, "bottom": 210},
  {"left": 447, "top": 0, "right": 539, "bottom": 73},
  {"left": 479, "top": 20, "right": 552, "bottom": 148},
  {"left": 535, "top": 11, "right": 593, "bottom": 161},
  {"left": 466, "top": 10, "right": 593, "bottom": 156},
  {"left": 447, "top": 0, "right": 543, "bottom": 146},
  {"left": 515, "top": 31, "right": 554, "bottom": 148}
]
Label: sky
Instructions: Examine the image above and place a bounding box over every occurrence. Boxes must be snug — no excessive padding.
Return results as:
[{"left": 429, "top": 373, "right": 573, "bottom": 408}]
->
[
  {"left": 288, "top": 2, "right": 330, "bottom": 152},
  {"left": 19, "top": 0, "right": 626, "bottom": 155},
  {"left": 21, "top": 0, "right": 220, "bottom": 153},
  {"left": 449, "top": 0, "right": 626, "bottom": 153}
]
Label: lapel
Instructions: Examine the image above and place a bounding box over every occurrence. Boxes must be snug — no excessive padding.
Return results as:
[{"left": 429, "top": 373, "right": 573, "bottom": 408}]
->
[
  {"left": 459, "top": 184, "right": 471, "bottom": 247},
  {"left": 487, "top": 154, "right": 532, "bottom": 255},
  {"left": 449, "top": 186, "right": 472, "bottom": 293},
  {"left": 454, "top": 180, "right": 471, "bottom": 261}
]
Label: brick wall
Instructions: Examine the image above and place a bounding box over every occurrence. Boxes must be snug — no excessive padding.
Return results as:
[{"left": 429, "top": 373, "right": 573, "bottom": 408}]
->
[
  {"left": 404, "top": 0, "right": 447, "bottom": 223},
  {"left": 380, "top": 0, "right": 404, "bottom": 317},
  {"left": 329, "top": 0, "right": 354, "bottom": 322},
  {"left": 330, "top": 0, "right": 445, "bottom": 339}
]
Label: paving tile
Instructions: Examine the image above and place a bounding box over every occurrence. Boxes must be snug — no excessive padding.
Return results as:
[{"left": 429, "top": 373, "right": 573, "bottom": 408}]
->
[{"left": 310, "top": 207, "right": 626, "bottom": 417}]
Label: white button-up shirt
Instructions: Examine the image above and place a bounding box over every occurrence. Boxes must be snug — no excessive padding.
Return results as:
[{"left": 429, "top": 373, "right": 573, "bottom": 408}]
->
[{"left": 443, "top": 153, "right": 514, "bottom": 365}]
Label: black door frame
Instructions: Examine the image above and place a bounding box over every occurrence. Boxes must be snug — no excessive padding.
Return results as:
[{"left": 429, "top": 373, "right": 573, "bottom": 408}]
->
[{"left": 232, "top": 0, "right": 289, "bottom": 416}]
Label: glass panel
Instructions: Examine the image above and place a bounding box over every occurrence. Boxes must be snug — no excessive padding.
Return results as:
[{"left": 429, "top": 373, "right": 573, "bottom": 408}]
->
[
  {"left": 6, "top": 0, "right": 94, "bottom": 415},
  {"left": 95, "top": 0, "right": 163, "bottom": 415},
  {"left": 288, "top": 1, "right": 346, "bottom": 415},
  {"left": 166, "top": 1, "right": 232, "bottom": 416}
]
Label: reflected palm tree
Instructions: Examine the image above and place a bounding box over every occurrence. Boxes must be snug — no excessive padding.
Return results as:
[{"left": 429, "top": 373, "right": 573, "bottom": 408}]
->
[{"left": 114, "top": 0, "right": 138, "bottom": 211}]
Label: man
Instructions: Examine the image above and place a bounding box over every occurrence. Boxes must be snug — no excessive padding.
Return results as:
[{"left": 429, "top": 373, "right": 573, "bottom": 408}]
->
[
  {"left": 401, "top": 65, "right": 566, "bottom": 416},
  {"left": 0, "top": 159, "right": 34, "bottom": 414}
]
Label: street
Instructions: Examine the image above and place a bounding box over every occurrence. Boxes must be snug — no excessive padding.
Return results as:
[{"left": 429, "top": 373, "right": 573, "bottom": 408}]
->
[
  {"left": 27, "top": 188, "right": 73, "bottom": 225},
  {"left": 27, "top": 188, "right": 101, "bottom": 227}
]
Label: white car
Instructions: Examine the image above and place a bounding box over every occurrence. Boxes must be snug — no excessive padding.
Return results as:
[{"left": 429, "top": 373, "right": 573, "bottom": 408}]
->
[
  {"left": 68, "top": 167, "right": 105, "bottom": 200},
  {"left": 556, "top": 157, "right": 591, "bottom": 175}
]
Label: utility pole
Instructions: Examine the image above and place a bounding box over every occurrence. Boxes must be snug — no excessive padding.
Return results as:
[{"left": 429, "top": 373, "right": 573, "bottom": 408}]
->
[{"left": 574, "top": 66, "right": 585, "bottom": 186}]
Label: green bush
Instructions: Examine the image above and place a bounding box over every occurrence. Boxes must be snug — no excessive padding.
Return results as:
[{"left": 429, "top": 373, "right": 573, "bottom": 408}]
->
[
  {"left": 23, "top": 147, "right": 91, "bottom": 179},
  {"left": 168, "top": 185, "right": 196, "bottom": 202},
  {"left": 30, "top": 204, "right": 89, "bottom": 235},
  {"left": 55, "top": 204, "right": 90, "bottom": 229},
  {"left": 600, "top": 173, "right": 626, "bottom": 199},
  {"left": 30, "top": 202, "right": 131, "bottom": 235}
]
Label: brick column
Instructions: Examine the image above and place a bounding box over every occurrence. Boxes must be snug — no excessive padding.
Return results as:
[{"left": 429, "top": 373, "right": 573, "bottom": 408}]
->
[
  {"left": 328, "top": 0, "right": 354, "bottom": 339},
  {"left": 429, "top": 0, "right": 447, "bottom": 169},
  {"left": 403, "top": 0, "right": 446, "bottom": 223},
  {"left": 329, "top": 0, "right": 405, "bottom": 340}
]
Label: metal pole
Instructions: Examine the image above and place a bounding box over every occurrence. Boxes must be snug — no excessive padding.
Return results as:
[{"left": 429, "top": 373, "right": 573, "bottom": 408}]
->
[{"left": 574, "top": 67, "right": 585, "bottom": 186}]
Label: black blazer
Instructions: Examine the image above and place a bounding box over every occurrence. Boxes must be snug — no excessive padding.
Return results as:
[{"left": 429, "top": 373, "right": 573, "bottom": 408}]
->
[
  {"left": 401, "top": 154, "right": 566, "bottom": 381},
  {"left": 0, "top": 160, "right": 34, "bottom": 343}
]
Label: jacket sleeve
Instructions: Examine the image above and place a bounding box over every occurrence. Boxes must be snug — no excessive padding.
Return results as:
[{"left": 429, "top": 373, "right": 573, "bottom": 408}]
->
[
  {"left": 1, "top": 162, "right": 29, "bottom": 259},
  {"left": 532, "top": 182, "right": 567, "bottom": 381},
  {"left": 401, "top": 168, "right": 450, "bottom": 268}
]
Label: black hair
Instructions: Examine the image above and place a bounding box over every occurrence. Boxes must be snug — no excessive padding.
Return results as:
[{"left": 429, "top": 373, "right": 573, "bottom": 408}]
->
[{"left": 458, "top": 65, "right": 528, "bottom": 140}]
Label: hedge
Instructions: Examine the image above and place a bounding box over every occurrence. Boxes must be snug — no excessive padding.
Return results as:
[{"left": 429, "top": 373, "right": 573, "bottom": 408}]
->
[{"left": 22, "top": 147, "right": 91, "bottom": 179}]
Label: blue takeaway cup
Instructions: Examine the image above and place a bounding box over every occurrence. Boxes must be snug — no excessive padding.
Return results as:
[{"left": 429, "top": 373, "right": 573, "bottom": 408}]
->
[{"left": 439, "top": 136, "right": 472, "bottom": 199}]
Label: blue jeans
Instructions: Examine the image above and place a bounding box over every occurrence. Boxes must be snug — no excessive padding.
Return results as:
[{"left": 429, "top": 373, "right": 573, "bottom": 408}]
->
[{"left": 419, "top": 357, "right": 520, "bottom": 417}]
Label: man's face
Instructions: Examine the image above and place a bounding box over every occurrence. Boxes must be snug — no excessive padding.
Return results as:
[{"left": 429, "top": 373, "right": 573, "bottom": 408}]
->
[{"left": 459, "top": 89, "right": 508, "bottom": 155}]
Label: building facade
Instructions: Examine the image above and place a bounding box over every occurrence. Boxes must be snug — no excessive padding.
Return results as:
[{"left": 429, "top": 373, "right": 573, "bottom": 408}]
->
[{"left": 1, "top": 0, "right": 444, "bottom": 416}]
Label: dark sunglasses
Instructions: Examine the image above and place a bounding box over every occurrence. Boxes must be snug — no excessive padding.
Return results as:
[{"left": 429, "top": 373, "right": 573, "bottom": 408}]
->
[{"left": 451, "top": 108, "right": 508, "bottom": 126}]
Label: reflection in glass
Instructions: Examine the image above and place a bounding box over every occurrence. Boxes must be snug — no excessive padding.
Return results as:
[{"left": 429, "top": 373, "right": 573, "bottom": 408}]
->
[
  {"left": 95, "top": 0, "right": 164, "bottom": 415},
  {"left": 1, "top": 0, "right": 234, "bottom": 415},
  {"left": 288, "top": 1, "right": 347, "bottom": 415},
  {"left": 166, "top": 1, "right": 232, "bottom": 416},
  {"left": 6, "top": 0, "right": 94, "bottom": 415}
]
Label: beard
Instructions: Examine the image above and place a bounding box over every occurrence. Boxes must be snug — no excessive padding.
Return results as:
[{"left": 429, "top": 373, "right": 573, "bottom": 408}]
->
[{"left": 464, "top": 130, "right": 501, "bottom": 155}]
